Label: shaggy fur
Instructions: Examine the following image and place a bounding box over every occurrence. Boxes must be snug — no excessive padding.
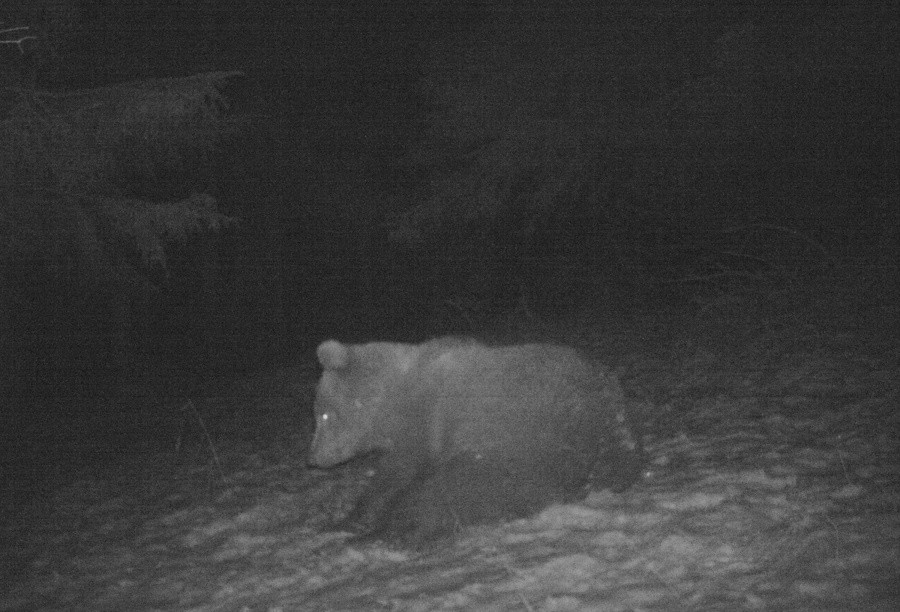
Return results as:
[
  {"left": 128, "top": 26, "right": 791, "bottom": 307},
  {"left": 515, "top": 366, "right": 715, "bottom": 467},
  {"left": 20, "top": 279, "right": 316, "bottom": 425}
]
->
[{"left": 308, "top": 337, "right": 642, "bottom": 545}]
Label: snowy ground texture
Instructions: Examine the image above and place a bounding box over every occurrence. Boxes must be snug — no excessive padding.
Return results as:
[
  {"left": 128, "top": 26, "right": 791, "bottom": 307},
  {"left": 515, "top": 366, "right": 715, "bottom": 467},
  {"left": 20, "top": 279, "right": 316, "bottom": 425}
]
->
[{"left": 2, "top": 288, "right": 898, "bottom": 611}]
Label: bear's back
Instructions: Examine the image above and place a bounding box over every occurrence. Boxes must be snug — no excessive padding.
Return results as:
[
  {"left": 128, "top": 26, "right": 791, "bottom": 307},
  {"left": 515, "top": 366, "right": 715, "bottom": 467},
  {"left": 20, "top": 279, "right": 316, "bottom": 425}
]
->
[{"left": 414, "top": 341, "right": 624, "bottom": 466}]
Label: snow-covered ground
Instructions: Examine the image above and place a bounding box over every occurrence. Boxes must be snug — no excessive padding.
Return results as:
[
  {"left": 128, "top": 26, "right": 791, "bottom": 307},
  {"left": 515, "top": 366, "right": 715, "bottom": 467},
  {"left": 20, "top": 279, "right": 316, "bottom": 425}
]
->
[{"left": 2, "top": 298, "right": 897, "bottom": 611}]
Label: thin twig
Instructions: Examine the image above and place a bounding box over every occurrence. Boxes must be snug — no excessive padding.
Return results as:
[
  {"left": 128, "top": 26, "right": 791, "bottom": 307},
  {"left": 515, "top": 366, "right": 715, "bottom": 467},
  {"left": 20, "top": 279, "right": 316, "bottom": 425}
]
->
[{"left": 182, "top": 399, "right": 226, "bottom": 482}]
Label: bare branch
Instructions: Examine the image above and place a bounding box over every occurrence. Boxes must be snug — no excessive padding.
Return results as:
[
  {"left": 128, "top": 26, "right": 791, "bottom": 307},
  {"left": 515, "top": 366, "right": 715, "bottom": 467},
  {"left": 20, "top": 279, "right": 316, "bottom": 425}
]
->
[{"left": 0, "top": 25, "right": 37, "bottom": 53}]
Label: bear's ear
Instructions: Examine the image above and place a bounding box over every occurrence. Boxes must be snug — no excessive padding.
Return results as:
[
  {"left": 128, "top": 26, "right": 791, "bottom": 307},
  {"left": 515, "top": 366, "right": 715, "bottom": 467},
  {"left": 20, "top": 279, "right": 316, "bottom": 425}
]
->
[{"left": 317, "top": 340, "right": 351, "bottom": 370}]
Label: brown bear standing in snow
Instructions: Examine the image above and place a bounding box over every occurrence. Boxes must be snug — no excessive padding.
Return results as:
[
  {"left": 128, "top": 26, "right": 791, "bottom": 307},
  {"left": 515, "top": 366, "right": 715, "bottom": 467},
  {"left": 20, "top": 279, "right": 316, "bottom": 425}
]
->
[{"left": 308, "top": 337, "right": 643, "bottom": 545}]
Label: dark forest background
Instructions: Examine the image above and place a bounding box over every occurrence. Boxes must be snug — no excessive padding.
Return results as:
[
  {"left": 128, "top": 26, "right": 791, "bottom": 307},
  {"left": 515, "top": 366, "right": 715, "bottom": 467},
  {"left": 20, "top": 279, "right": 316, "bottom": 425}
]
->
[{"left": 1, "top": 0, "right": 897, "bottom": 426}]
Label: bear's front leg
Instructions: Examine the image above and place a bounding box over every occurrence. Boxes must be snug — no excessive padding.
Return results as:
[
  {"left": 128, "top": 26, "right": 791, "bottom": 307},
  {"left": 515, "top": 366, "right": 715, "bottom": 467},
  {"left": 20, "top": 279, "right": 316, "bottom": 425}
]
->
[{"left": 335, "top": 452, "right": 432, "bottom": 539}]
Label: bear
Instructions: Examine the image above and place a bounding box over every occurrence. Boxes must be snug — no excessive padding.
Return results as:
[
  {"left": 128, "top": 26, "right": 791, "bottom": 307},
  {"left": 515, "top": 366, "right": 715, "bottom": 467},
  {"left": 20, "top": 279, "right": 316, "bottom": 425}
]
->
[{"left": 307, "top": 336, "right": 643, "bottom": 546}]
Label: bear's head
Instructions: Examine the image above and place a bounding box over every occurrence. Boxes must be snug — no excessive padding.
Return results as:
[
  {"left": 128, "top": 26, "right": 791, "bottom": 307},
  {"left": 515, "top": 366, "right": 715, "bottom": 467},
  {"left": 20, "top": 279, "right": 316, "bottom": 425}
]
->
[{"left": 307, "top": 340, "right": 420, "bottom": 468}]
